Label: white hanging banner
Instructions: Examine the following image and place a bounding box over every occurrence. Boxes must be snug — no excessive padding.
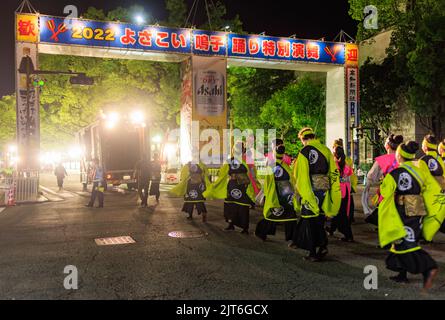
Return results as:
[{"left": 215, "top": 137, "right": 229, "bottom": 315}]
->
[
  {"left": 192, "top": 56, "right": 227, "bottom": 165},
  {"left": 15, "top": 13, "right": 40, "bottom": 171}
]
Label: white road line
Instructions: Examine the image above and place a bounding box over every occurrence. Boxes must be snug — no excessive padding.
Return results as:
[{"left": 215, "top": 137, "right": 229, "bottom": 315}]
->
[{"left": 0, "top": 207, "right": 5, "bottom": 213}]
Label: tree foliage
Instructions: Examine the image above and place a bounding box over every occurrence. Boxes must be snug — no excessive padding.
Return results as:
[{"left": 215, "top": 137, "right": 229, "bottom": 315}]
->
[
  {"left": 227, "top": 67, "right": 294, "bottom": 130},
  {"left": 260, "top": 76, "right": 326, "bottom": 155},
  {"left": 359, "top": 56, "right": 402, "bottom": 147},
  {"left": 349, "top": 0, "right": 445, "bottom": 143},
  {"left": 389, "top": 0, "right": 445, "bottom": 137},
  {"left": 0, "top": 95, "right": 16, "bottom": 147},
  {"left": 348, "top": 0, "right": 406, "bottom": 41},
  {"left": 228, "top": 68, "right": 326, "bottom": 156},
  {"left": 165, "top": 0, "right": 187, "bottom": 27}
]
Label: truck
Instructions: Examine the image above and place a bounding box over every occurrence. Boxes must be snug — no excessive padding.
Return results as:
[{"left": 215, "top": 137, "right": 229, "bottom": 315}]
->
[{"left": 76, "top": 111, "right": 149, "bottom": 190}]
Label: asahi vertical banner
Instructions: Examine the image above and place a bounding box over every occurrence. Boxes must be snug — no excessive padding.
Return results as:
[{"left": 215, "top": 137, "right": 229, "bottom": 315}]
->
[
  {"left": 15, "top": 13, "right": 40, "bottom": 171},
  {"left": 192, "top": 56, "right": 227, "bottom": 165},
  {"left": 180, "top": 58, "right": 193, "bottom": 164}
]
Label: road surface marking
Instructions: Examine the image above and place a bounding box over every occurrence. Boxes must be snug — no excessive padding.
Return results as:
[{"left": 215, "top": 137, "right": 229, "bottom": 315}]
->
[
  {"left": 168, "top": 230, "right": 208, "bottom": 238},
  {"left": 0, "top": 207, "right": 5, "bottom": 213},
  {"left": 95, "top": 236, "right": 135, "bottom": 246}
]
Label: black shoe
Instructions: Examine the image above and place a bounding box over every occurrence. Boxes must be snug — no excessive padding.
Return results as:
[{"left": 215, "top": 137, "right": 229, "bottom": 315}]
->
[
  {"left": 288, "top": 242, "right": 298, "bottom": 249},
  {"left": 341, "top": 237, "right": 354, "bottom": 242},
  {"left": 224, "top": 224, "right": 235, "bottom": 231},
  {"left": 317, "top": 247, "right": 328, "bottom": 259},
  {"left": 303, "top": 254, "right": 321, "bottom": 262},
  {"left": 241, "top": 229, "right": 249, "bottom": 235},
  {"left": 389, "top": 275, "right": 409, "bottom": 283},
  {"left": 325, "top": 227, "right": 334, "bottom": 236},
  {"left": 85, "top": 204, "right": 93, "bottom": 207}
]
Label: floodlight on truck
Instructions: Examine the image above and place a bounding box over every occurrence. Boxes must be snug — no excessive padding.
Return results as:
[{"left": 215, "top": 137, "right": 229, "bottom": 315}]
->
[
  {"left": 130, "top": 111, "right": 145, "bottom": 125},
  {"left": 104, "top": 112, "right": 120, "bottom": 129}
]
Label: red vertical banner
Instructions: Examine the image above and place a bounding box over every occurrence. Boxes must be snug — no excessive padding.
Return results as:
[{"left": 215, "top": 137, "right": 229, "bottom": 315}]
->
[{"left": 345, "top": 43, "right": 360, "bottom": 162}]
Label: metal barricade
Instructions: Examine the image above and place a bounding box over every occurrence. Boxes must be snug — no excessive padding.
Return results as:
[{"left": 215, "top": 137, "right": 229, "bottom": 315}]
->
[
  {"left": 0, "top": 171, "right": 39, "bottom": 205},
  {"left": 0, "top": 176, "right": 13, "bottom": 206},
  {"left": 16, "top": 171, "right": 39, "bottom": 202}
]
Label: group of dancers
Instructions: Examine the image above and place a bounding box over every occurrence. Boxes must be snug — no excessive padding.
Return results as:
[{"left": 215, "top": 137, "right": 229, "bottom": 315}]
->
[{"left": 170, "top": 128, "right": 445, "bottom": 291}]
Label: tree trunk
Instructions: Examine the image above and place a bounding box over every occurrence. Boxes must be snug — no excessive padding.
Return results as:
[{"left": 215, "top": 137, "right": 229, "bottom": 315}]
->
[{"left": 432, "top": 98, "right": 445, "bottom": 138}]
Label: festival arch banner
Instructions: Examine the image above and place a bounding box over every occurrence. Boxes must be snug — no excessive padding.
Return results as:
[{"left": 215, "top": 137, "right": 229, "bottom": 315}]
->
[{"left": 14, "top": 12, "right": 359, "bottom": 168}]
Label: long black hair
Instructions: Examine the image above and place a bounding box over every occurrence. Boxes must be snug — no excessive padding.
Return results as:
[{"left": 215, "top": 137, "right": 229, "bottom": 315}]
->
[{"left": 334, "top": 146, "right": 346, "bottom": 176}]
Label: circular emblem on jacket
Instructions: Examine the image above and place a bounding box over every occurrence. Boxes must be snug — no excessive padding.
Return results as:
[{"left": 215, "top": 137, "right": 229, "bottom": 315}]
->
[
  {"left": 287, "top": 194, "right": 294, "bottom": 206},
  {"left": 273, "top": 166, "right": 284, "bottom": 178},
  {"left": 271, "top": 207, "right": 284, "bottom": 217},
  {"left": 404, "top": 226, "right": 416, "bottom": 242},
  {"left": 398, "top": 172, "right": 412, "bottom": 191},
  {"left": 303, "top": 195, "right": 320, "bottom": 210},
  {"left": 309, "top": 150, "right": 319, "bottom": 165},
  {"left": 428, "top": 159, "right": 439, "bottom": 172},
  {"left": 230, "top": 188, "right": 243, "bottom": 199},
  {"left": 189, "top": 190, "right": 198, "bottom": 199},
  {"left": 230, "top": 159, "right": 241, "bottom": 170}
]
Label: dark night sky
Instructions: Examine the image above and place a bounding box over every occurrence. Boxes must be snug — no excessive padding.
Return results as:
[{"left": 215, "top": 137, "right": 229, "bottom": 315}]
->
[{"left": 1, "top": 0, "right": 357, "bottom": 97}]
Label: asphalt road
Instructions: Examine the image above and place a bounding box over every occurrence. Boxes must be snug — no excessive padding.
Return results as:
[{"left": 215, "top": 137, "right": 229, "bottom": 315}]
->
[{"left": 0, "top": 173, "right": 445, "bottom": 300}]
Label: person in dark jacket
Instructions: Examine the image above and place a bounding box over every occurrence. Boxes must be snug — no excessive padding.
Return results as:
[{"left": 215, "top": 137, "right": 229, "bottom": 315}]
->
[
  {"left": 150, "top": 153, "right": 162, "bottom": 203},
  {"left": 134, "top": 154, "right": 151, "bottom": 207},
  {"left": 54, "top": 163, "right": 67, "bottom": 191}
]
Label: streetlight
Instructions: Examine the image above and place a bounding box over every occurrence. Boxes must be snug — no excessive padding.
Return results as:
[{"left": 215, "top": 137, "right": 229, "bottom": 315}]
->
[{"left": 134, "top": 14, "right": 146, "bottom": 25}]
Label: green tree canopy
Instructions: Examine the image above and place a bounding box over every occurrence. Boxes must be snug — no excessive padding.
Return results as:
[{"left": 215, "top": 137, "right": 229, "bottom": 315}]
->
[
  {"left": 349, "top": 0, "right": 445, "bottom": 142},
  {"left": 0, "top": 95, "right": 16, "bottom": 147},
  {"left": 228, "top": 67, "right": 326, "bottom": 156},
  {"left": 227, "top": 67, "right": 295, "bottom": 130},
  {"left": 260, "top": 76, "right": 326, "bottom": 155},
  {"left": 348, "top": 0, "right": 406, "bottom": 41}
]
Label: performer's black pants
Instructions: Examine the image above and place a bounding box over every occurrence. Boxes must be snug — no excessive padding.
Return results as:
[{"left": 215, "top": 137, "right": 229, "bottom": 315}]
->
[{"left": 138, "top": 182, "right": 149, "bottom": 206}]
